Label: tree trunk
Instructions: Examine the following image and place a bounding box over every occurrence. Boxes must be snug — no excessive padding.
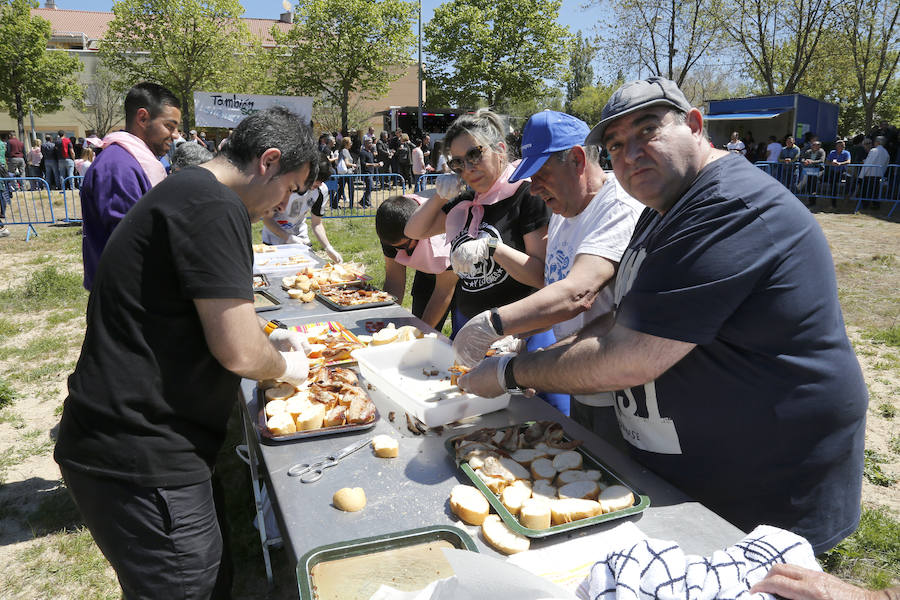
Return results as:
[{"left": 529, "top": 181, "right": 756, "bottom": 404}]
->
[
  {"left": 341, "top": 87, "right": 349, "bottom": 134},
  {"left": 14, "top": 90, "right": 26, "bottom": 145}
]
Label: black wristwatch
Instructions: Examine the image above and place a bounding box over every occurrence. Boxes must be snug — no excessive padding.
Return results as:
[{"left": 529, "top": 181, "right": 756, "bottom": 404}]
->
[
  {"left": 489, "top": 307, "right": 504, "bottom": 335},
  {"left": 264, "top": 319, "right": 287, "bottom": 335},
  {"left": 503, "top": 355, "right": 522, "bottom": 393}
]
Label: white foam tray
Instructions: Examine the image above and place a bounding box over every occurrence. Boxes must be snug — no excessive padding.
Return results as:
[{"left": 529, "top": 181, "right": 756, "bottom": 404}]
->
[{"left": 352, "top": 337, "right": 510, "bottom": 428}]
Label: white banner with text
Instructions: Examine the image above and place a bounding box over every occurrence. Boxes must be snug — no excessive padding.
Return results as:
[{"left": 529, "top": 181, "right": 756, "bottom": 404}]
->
[{"left": 193, "top": 92, "right": 313, "bottom": 128}]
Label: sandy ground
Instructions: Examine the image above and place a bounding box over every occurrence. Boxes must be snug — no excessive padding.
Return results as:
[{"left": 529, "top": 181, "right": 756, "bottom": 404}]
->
[{"left": 0, "top": 209, "right": 897, "bottom": 596}]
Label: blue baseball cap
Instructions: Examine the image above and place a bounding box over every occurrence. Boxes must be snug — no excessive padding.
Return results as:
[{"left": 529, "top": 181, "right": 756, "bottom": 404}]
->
[{"left": 509, "top": 110, "right": 591, "bottom": 183}]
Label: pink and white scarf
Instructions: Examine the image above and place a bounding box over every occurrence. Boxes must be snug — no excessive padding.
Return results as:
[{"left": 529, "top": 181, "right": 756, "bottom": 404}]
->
[
  {"left": 444, "top": 162, "right": 525, "bottom": 240},
  {"left": 394, "top": 194, "right": 452, "bottom": 274},
  {"left": 101, "top": 131, "right": 167, "bottom": 187}
]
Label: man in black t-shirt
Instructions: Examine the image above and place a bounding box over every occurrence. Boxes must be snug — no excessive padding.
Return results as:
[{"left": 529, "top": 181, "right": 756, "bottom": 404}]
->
[
  {"left": 54, "top": 107, "right": 319, "bottom": 599},
  {"left": 460, "top": 77, "right": 867, "bottom": 555}
]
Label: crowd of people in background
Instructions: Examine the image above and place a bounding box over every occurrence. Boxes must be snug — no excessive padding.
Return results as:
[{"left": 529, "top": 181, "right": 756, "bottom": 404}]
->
[{"left": 720, "top": 121, "right": 900, "bottom": 209}]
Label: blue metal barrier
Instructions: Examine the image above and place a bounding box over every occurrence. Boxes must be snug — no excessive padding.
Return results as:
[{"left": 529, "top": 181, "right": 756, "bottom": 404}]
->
[
  {"left": 61, "top": 175, "right": 84, "bottom": 223},
  {"left": 416, "top": 173, "right": 442, "bottom": 191},
  {"left": 0, "top": 177, "right": 54, "bottom": 240},
  {"left": 755, "top": 161, "right": 899, "bottom": 216},
  {"left": 322, "top": 173, "right": 406, "bottom": 218}
]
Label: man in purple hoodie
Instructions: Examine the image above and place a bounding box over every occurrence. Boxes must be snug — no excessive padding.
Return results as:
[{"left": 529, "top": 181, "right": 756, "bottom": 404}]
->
[{"left": 80, "top": 82, "right": 181, "bottom": 290}]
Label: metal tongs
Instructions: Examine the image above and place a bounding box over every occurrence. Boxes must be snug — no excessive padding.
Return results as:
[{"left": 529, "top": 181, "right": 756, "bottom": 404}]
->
[{"left": 286, "top": 437, "right": 370, "bottom": 483}]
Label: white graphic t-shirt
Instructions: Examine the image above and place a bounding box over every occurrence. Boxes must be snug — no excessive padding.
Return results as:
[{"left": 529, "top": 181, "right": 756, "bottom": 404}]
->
[{"left": 261, "top": 183, "right": 326, "bottom": 245}]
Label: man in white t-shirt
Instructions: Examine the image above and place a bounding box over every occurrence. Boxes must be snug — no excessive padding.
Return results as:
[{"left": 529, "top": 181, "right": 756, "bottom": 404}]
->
[
  {"left": 766, "top": 136, "right": 782, "bottom": 162},
  {"left": 452, "top": 110, "right": 643, "bottom": 418},
  {"left": 726, "top": 131, "right": 746, "bottom": 156},
  {"left": 262, "top": 157, "right": 343, "bottom": 263}
]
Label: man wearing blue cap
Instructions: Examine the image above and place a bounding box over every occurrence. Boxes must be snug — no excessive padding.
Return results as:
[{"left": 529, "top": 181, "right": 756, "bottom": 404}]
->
[
  {"left": 452, "top": 110, "right": 643, "bottom": 420},
  {"left": 459, "top": 77, "right": 867, "bottom": 555}
]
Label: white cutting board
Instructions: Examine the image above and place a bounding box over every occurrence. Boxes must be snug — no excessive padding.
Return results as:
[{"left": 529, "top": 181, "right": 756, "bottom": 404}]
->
[{"left": 352, "top": 337, "right": 510, "bottom": 428}]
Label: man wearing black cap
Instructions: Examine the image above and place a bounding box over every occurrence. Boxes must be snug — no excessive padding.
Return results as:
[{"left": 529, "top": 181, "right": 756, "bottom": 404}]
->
[
  {"left": 459, "top": 77, "right": 867, "bottom": 555},
  {"left": 451, "top": 110, "right": 643, "bottom": 421}
]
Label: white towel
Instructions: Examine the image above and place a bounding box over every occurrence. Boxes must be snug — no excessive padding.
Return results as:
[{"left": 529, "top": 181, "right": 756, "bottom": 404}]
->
[{"left": 587, "top": 525, "right": 822, "bottom": 600}]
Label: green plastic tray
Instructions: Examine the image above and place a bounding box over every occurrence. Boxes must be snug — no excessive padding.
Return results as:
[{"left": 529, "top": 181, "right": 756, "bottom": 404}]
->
[
  {"left": 297, "top": 525, "right": 478, "bottom": 600},
  {"left": 445, "top": 423, "right": 651, "bottom": 538}
]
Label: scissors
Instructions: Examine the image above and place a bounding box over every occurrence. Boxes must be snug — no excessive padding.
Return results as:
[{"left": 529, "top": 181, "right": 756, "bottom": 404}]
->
[{"left": 287, "top": 437, "right": 371, "bottom": 483}]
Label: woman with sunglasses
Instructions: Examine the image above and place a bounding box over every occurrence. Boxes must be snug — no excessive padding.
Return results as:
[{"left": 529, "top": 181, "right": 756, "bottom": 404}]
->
[{"left": 405, "top": 109, "right": 569, "bottom": 414}]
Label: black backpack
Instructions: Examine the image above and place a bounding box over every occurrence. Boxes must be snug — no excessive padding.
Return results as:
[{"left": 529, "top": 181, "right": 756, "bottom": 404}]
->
[{"left": 395, "top": 142, "right": 410, "bottom": 164}]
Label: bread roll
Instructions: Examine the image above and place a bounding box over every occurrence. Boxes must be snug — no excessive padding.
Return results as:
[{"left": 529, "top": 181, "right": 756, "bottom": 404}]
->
[
  {"left": 371, "top": 435, "right": 399, "bottom": 458},
  {"left": 534, "top": 442, "right": 566, "bottom": 456},
  {"left": 285, "top": 393, "right": 312, "bottom": 418},
  {"left": 598, "top": 485, "right": 635, "bottom": 513},
  {"left": 287, "top": 288, "right": 305, "bottom": 300},
  {"left": 531, "top": 480, "right": 557, "bottom": 502},
  {"left": 396, "top": 325, "right": 423, "bottom": 341},
  {"left": 464, "top": 448, "right": 498, "bottom": 470},
  {"left": 480, "top": 456, "right": 530, "bottom": 482},
  {"left": 552, "top": 450, "right": 583, "bottom": 472},
  {"left": 449, "top": 484, "right": 490, "bottom": 526},
  {"left": 530, "top": 458, "right": 557, "bottom": 481},
  {"left": 265, "top": 382, "right": 295, "bottom": 402},
  {"left": 264, "top": 399, "right": 288, "bottom": 418},
  {"left": 474, "top": 471, "right": 508, "bottom": 495},
  {"left": 481, "top": 515, "right": 530, "bottom": 554},
  {"left": 550, "top": 498, "right": 602, "bottom": 525},
  {"left": 281, "top": 276, "right": 297, "bottom": 288},
  {"left": 519, "top": 498, "right": 552, "bottom": 530},
  {"left": 333, "top": 487, "right": 366, "bottom": 512},
  {"left": 557, "top": 480, "right": 600, "bottom": 501},
  {"left": 266, "top": 412, "right": 296, "bottom": 436},
  {"left": 509, "top": 448, "right": 546, "bottom": 467},
  {"left": 509, "top": 479, "right": 532, "bottom": 492},
  {"left": 294, "top": 402, "right": 326, "bottom": 431},
  {"left": 300, "top": 291, "right": 315, "bottom": 303},
  {"left": 371, "top": 324, "right": 398, "bottom": 345},
  {"left": 500, "top": 485, "right": 531, "bottom": 517}
]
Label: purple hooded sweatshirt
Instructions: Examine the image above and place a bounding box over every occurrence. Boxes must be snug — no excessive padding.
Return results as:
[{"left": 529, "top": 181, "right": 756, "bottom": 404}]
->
[{"left": 80, "top": 144, "right": 152, "bottom": 290}]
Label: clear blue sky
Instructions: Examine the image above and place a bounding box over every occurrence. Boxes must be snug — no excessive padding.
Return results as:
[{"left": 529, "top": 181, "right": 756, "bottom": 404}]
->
[{"left": 54, "top": 0, "right": 608, "bottom": 37}]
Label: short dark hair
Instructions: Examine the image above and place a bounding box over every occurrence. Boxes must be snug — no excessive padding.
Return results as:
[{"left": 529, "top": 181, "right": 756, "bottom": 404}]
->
[
  {"left": 124, "top": 82, "right": 181, "bottom": 129},
  {"left": 221, "top": 106, "right": 318, "bottom": 176},
  {"left": 375, "top": 195, "right": 418, "bottom": 243}
]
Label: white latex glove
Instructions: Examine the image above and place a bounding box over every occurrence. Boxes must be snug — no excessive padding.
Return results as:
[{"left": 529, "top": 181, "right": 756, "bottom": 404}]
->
[
  {"left": 457, "top": 355, "right": 506, "bottom": 398},
  {"left": 492, "top": 335, "right": 526, "bottom": 355},
  {"left": 325, "top": 245, "right": 343, "bottom": 264},
  {"left": 453, "top": 310, "right": 503, "bottom": 367},
  {"left": 269, "top": 329, "right": 312, "bottom": 354},
  {"left": 435, "top": 173, "right": 464, "bottom": 199},
  {"left": 278, "top": 351, "right": 309, "bottom": 386},
  {"left": 286, "top": 234, "right": 305, "bottom": 245},
  {"left": 450, "top": 237, "right": 490, "bottom": 276}
]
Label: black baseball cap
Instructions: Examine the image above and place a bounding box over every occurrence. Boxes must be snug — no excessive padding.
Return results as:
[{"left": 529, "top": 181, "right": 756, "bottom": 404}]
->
[{"left": 586, "top": 76, "right": 693, "bottom": 146}]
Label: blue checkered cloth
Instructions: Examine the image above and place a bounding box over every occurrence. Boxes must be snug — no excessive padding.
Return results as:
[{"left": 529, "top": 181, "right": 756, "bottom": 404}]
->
[{"left": 587, "top": 525, "right": 820, "bottom": 600}]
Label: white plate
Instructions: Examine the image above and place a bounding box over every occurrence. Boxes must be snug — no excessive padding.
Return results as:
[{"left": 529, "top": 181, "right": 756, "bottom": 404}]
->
[{"left": 352, "top": 337, "right": 510, "bottom": 428}]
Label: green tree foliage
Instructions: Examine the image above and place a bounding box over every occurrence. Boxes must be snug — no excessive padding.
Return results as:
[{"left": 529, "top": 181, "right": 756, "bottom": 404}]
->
[
  {"left": 423, "top": 0, "right": 571, "bottom": 109},
  {"left": 566, "top": 31, "right": 595, "bottom": 114},
  {"left": 837, "top": 0, "right": 900, "bottom": 132},
  {"left": 715, "top": 0, "right": 835, "bottom": 95},
  {"left": 596, "top": 0, "right": 719, "bottom": 87},
  {"left": 99, "top": 0, "right": 256, "bottom": 131},
  {"left": 568, "top": 77, "right": 624, "bottom": 127},
  {"left": 272, "top": 0, "right": 416, "bottom": 133},
  {"left": 0, "top": 0, "right": 82, "bottom": 142}
]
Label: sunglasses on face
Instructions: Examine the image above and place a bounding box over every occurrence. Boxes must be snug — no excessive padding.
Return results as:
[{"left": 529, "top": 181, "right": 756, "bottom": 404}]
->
[{"left": 448, "top": 145, "right": 486, "bottom": 174}]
